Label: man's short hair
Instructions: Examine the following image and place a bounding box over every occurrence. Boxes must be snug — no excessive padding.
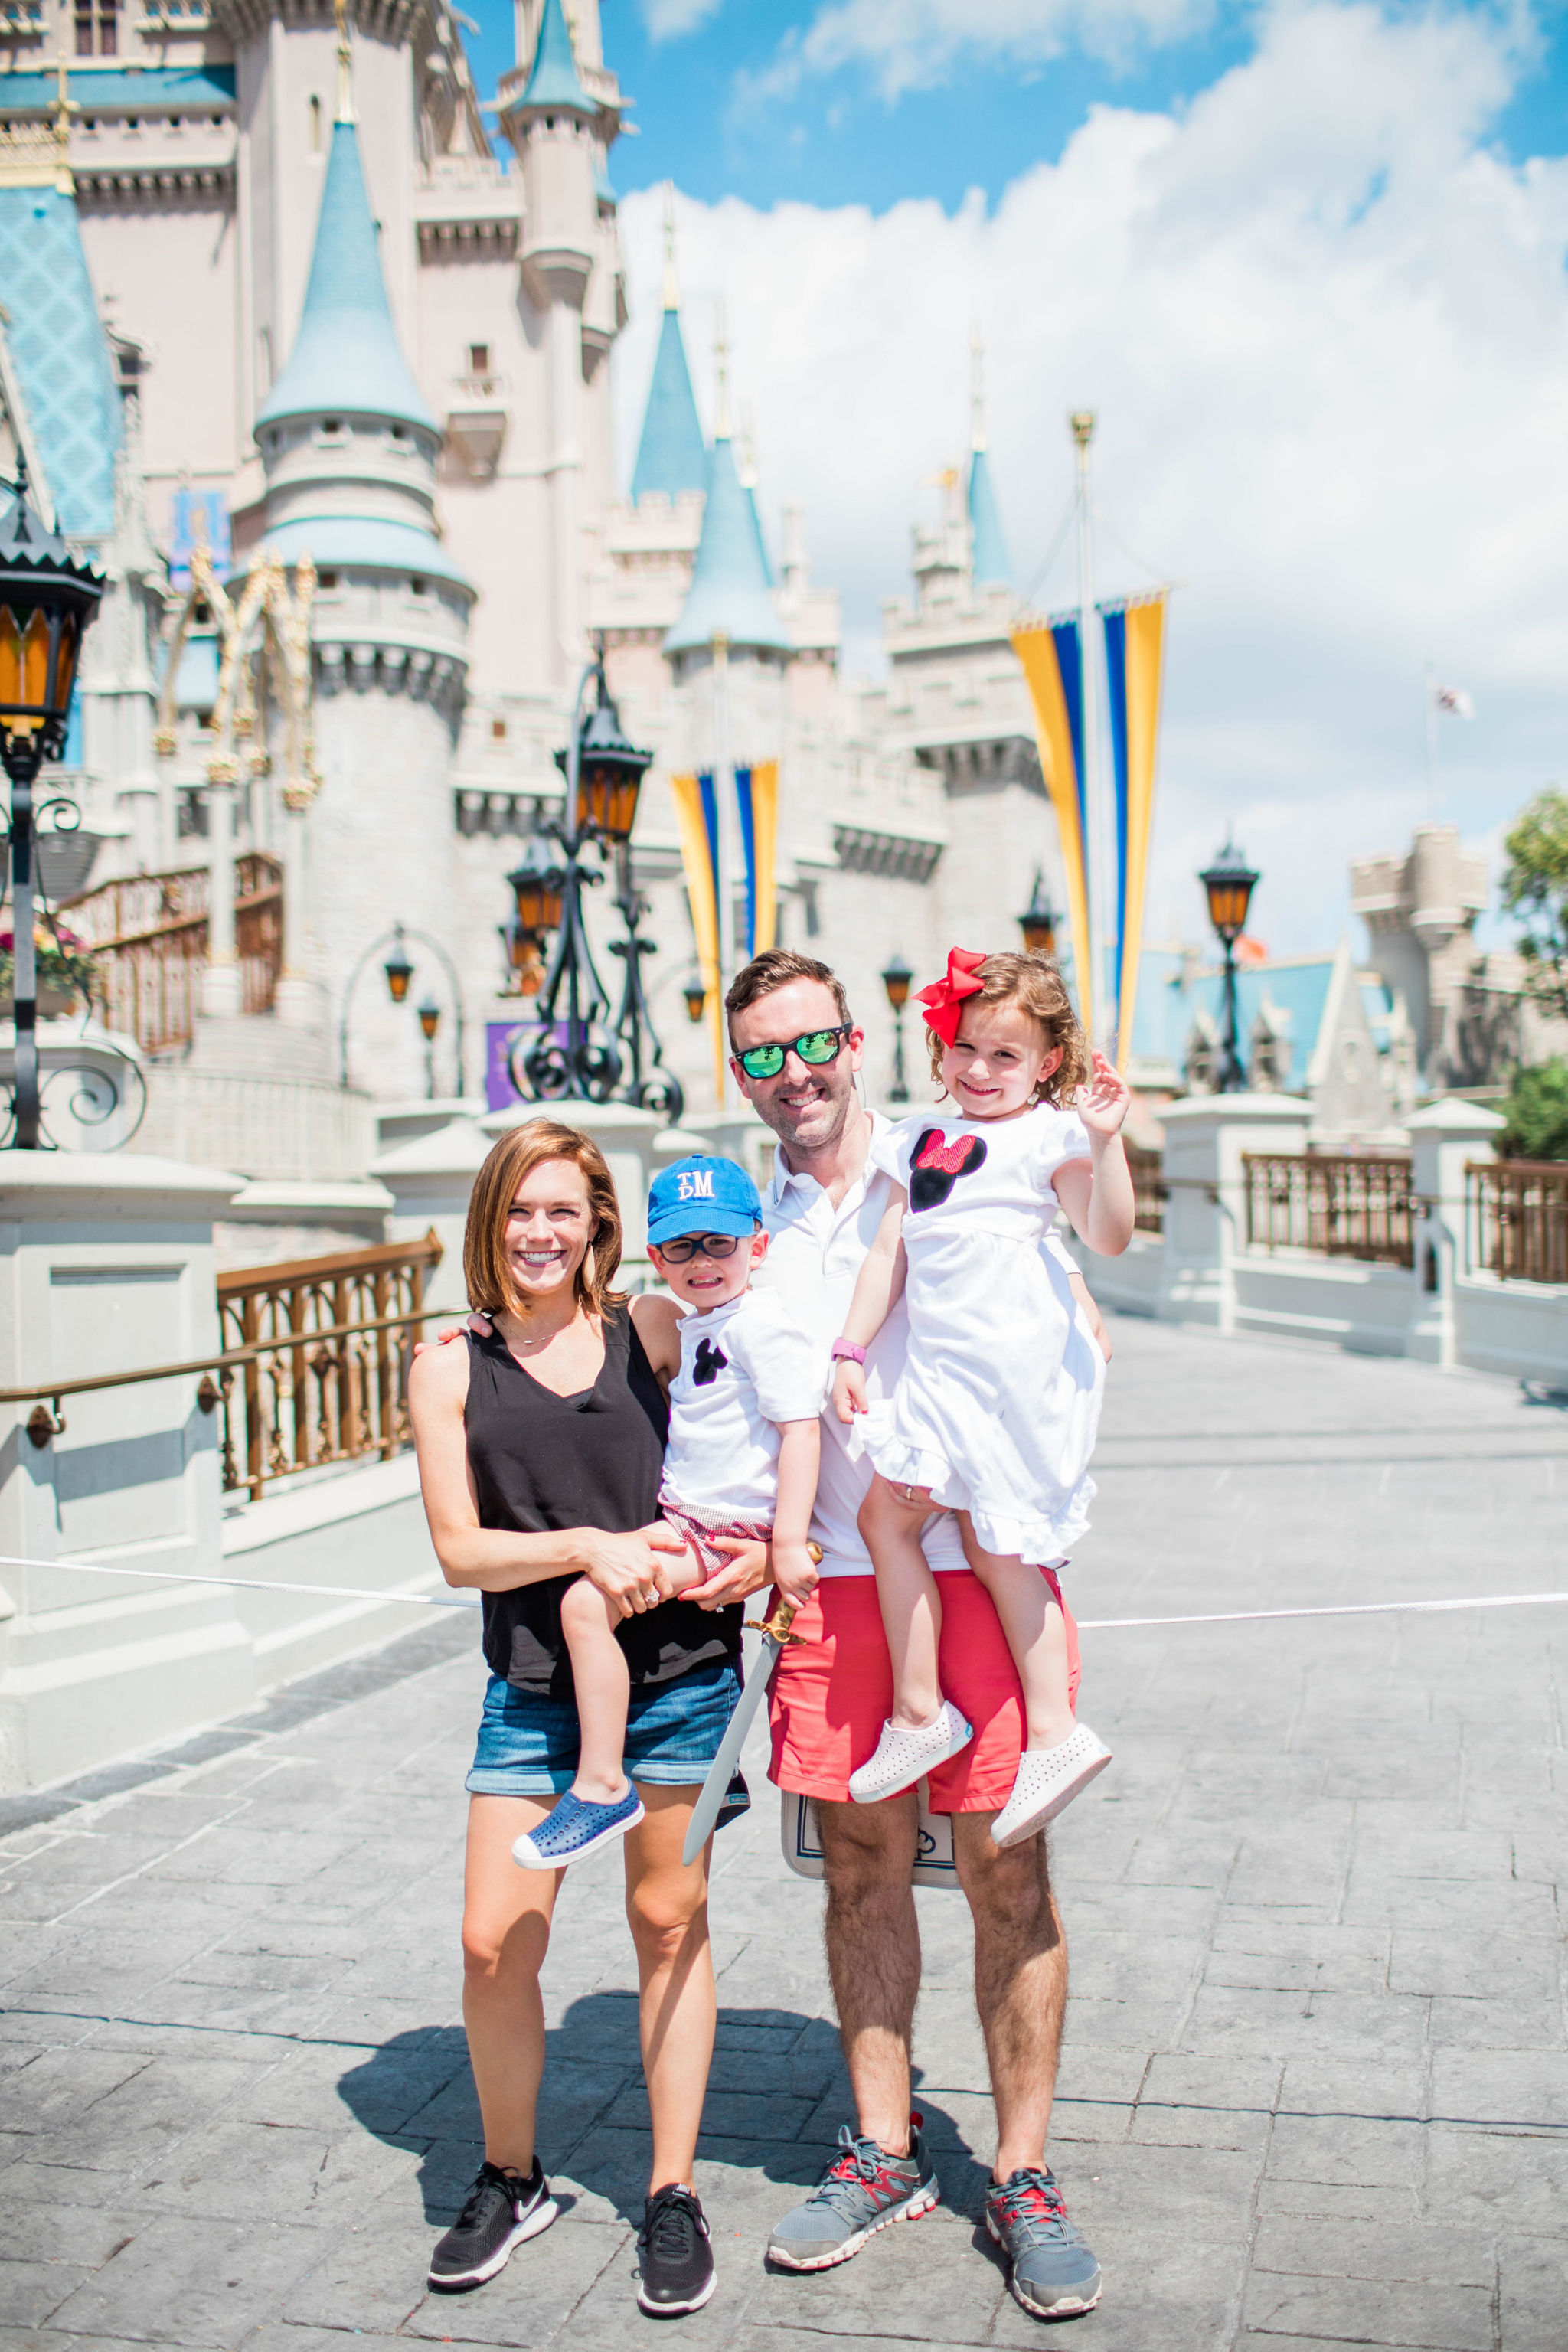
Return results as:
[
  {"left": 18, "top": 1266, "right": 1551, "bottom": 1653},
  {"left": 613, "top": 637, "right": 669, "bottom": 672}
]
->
[{"left": 724, "top": 949, "right": 851, "bottom": 1044}]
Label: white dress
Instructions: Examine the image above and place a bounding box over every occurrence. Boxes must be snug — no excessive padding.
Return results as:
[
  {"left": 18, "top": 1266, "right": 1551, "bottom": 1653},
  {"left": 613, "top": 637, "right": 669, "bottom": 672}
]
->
[{"left": 854, "top": 1103, "right": 1106, "bottom": 1565}]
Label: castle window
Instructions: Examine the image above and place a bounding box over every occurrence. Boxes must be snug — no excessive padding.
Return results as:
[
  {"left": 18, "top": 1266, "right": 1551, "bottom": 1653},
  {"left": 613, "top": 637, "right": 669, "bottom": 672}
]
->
[
  {"left": 193, "top": 600, "right": 211, "bottom": 624},
  {"left": 410, "top": 577, "right": 426, "bottom": 596},
  {"left": 317, "top": 572, "right": 338, "bottom": 590},
  {"left": 390, "top": 424, "right": 409, "bottom": 443},
  {"left": 320, "top": 418, "right": 343, "bottom": 436},
  {"left": 309, "top": 93, "right": 322, "bottom": 153},
  {"left": 75, "top": 0, "right": 116, "bottom": 56},
  {"left": 491, "top": 717, "right": 507, "bottom": 742},
  {"left": 469, "top": 343, "right": 490, "bottom": 376}
]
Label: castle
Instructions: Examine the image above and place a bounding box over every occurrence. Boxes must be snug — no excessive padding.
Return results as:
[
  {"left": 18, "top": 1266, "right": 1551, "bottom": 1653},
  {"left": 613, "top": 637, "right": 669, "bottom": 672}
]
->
[{"left": 0, "top": 0, "right": 1067, "bottom": 1175}]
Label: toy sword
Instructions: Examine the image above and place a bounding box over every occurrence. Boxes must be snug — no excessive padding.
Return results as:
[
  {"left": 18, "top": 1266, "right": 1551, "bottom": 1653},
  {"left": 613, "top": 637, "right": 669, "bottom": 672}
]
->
[{"left": 681, "top": 1580, "right": 811, "bottom": 1867}]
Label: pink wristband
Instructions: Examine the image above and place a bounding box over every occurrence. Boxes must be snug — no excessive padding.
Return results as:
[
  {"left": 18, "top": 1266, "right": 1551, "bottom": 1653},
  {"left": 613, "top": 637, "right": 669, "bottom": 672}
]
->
[{"left": 831, "top": 1339, "right": 867, "bottom": 1364}]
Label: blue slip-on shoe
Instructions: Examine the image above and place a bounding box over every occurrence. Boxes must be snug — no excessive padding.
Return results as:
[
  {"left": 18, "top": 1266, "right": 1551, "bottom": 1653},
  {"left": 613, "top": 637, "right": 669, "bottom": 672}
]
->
[
  {"left": 985, "top": 2165, "right": 1102, "bottom": 2318},
  {"left": 511, "top": 1785, "right": 645, "bottom": 1870}
]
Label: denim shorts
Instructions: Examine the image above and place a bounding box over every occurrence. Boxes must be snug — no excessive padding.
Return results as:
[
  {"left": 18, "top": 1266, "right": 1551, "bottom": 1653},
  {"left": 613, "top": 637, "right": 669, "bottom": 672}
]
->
[{"left": 466, "top": 1658, "right": 746, "bottom": 1802}]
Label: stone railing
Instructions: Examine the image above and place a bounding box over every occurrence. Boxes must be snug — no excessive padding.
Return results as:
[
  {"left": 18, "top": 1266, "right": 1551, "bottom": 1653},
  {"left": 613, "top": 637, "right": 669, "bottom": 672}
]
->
[
  {"left": 1242, "top": 1150, "right": 1416, "bottom": 1269},
  {"left": 1468, "top": 1158, "right": 1568, "bottom": 1288}
]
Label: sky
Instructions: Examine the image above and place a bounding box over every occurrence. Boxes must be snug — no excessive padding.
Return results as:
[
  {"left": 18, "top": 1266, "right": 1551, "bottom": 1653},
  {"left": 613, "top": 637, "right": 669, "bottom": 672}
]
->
[{"left": 470, "top": 0, "right": 1568, "bottom": 956}]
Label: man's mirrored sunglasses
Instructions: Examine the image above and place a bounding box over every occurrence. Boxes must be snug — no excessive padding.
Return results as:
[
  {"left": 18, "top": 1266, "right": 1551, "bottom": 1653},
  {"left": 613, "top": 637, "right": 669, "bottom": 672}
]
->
[
  {"left": 655, "top": 1232, "right": 749, "bottom": 1263},
  {"left": 735, "top": 1024, "right": 853, "bottom": 1080}
]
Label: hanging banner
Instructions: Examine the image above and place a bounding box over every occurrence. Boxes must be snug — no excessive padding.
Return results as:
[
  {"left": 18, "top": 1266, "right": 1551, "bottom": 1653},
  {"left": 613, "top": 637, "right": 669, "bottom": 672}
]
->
[
  {"left": 1101, "top": 591, "right": 1168, "bottom": 1076},
  {"left": 1010, "top": 617, "right": 1092, "bottom": 1040},
  {"left": 670, "top": 771, "right": 726, "bottom": 1096},
  {"left": 734, "top": 760, "right": 779, "bottom": 958}
]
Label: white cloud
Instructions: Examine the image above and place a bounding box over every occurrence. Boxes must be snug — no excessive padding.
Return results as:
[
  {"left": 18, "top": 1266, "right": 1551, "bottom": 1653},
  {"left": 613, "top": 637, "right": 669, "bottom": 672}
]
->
[
  {"left": 747, "top": 0, "right": 1222, "bottom": 103},
  {"left": 612, "top": 2, "right": 1568, "bottom": 955},
  {"left": 640, "top": 0, "right": 725, "bottom": 39}
]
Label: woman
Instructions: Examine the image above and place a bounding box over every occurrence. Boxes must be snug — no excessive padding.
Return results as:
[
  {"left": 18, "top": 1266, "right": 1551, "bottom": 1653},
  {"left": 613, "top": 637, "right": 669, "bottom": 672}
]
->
[{"left": 408, "top": 1119, "right": 757, "bottom": 2320}]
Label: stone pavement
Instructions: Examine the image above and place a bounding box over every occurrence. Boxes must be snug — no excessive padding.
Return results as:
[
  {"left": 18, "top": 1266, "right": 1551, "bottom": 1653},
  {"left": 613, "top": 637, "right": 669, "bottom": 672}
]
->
[{"left": 2, "top": 1315, "right": 1566, "bottom": 2351}]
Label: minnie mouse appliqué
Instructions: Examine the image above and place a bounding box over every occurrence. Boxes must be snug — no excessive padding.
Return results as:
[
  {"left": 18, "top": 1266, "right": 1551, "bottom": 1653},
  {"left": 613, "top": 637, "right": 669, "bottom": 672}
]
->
[{"left": 909, "top": 1127, "right": 988, "bottom": 1212}]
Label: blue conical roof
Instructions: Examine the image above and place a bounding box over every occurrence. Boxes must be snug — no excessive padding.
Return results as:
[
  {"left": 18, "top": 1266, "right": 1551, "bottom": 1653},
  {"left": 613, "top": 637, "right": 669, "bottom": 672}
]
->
[
  {"left": 665, "top": 435, "right": 790, "bottom": 657},
  {"left": 256, "top": 120, "right": 435, "bottom": 433},
  {"left": 518, "top": 0, "right": 593, "bottom": 114},
  {"left": 632, "top": 307, "right": 707, "bottom": 503},
  {"left": 968, "top": 445, "right": 1011, "bottom": 586}
]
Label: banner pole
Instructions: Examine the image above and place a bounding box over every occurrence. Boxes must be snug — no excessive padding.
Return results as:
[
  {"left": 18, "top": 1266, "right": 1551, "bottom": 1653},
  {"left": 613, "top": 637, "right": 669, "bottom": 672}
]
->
[
  {"left": 1071, "top": 410, "right": 1107, "bottom": 1053},
  {"left": 712, "top": 628, "right": 737, "bottom": 1105}
]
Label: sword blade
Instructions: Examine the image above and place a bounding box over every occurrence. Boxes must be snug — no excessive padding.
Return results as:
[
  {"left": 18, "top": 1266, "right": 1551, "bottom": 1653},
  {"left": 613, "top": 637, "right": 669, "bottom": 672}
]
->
[{"left": 680, "top": 1633, "right": 785, "bottom": 1867}]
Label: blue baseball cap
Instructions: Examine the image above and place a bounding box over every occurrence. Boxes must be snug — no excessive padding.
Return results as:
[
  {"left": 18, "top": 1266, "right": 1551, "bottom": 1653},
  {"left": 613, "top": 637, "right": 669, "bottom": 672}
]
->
[{"left": 647, "top": 1155, "right": 762, "bottom": 1246}]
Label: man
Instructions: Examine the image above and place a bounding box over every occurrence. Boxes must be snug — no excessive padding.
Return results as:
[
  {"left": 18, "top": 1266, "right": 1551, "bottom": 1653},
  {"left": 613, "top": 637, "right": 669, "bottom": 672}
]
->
[{"left": 692, "top": 947, "right": 1103, "bottom": 2321}]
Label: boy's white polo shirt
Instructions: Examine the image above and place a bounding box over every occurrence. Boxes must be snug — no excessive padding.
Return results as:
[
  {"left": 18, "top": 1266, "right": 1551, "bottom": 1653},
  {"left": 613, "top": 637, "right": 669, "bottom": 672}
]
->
[{"left": 749, "top": 1109, "right": 969, "bottom": 1579}]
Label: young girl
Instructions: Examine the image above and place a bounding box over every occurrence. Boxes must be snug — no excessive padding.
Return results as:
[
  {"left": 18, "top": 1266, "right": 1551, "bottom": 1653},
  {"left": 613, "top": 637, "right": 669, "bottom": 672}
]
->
[{"left": 830, "top": 946, "right": 1135, "bottom": 1847}]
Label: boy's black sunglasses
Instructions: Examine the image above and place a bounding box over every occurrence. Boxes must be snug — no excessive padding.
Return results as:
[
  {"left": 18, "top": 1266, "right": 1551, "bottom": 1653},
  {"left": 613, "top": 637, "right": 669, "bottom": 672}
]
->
[
  {"left": 734, "top": 1024, "right": 854, "bottom": 1080},
  {"left": 655, "top": 1232, "right": 746, "bottom": 1263}
]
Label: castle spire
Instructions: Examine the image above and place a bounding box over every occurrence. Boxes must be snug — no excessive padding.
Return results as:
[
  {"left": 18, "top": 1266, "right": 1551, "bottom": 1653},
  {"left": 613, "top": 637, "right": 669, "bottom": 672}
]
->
[
  {"left": 518, "top": 0, "right": 594, "bottom": 116},
  {"left": 256, "top": 100, "right": 433, "bottom": 433},
  {"left": 661, "top": 179, "right": 679, "bottom": 311},
  {"left": 630, "top": 197, "right": 706, "bottom": 503},
  {"left": 334, "top": 0, "right": 354, "bottom": 127},
  {"left": 965, "top": 328, "right": 1011, "bottom": 587}
]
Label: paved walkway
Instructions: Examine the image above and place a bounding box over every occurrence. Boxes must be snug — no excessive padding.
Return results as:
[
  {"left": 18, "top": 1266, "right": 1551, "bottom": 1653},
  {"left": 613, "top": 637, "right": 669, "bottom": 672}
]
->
[{"left": 2, "top": 1316, "right": 1566, "bottom": 2350}]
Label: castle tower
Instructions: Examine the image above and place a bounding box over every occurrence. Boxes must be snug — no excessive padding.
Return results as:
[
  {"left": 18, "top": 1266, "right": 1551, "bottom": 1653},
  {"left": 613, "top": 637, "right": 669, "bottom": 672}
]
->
[
  {"left": 251, "top": 23, "right": 473, "bottom": 1089},
  {"left": 501, "top": 0, "right": 601, "bottom": 681}
]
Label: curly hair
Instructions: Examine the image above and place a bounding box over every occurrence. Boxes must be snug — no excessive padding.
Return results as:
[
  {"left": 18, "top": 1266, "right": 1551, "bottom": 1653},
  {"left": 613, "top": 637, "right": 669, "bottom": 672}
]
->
[
  {"left": 923, "top": 950, "right": 1091, "bottom": 1106},
  {"left": 462, "top": 1119, "right": 625, "bottom": 1323}
]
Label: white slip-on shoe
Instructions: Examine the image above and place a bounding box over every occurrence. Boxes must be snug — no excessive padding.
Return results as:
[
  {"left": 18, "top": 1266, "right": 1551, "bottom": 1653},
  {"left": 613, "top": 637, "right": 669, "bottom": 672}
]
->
[
  {"left": 848, "top": 1700, "right": 975, "bottom": 1803},
  {"left": 991, "top": 1723, "right": 1112, "bottom": 1847}
]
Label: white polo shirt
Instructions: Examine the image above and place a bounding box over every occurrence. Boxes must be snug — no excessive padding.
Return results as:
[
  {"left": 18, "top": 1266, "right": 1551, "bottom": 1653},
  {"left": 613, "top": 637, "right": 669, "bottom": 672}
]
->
[{"left": 750, "top": 1109, "right": 969, "bottom": 1579}]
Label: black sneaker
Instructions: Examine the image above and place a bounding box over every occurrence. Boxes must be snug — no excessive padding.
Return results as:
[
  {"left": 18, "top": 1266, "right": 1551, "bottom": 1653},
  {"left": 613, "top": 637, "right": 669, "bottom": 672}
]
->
[
  {"left": 637, "top": 2182, "right": 716, "bottom": 2315},
  {"left": 427, "top": 2156, "right": 557, "bottom": 2291}
]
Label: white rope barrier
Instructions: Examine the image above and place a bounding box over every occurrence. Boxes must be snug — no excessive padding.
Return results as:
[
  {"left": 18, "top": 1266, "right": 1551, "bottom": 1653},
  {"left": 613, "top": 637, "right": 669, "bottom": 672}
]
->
[{"left": 1, "top": 1552, "right": 1565, "bottom": 1632}]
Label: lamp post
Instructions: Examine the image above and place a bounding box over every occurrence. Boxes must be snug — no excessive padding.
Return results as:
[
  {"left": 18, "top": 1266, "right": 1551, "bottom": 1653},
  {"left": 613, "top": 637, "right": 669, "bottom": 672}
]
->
[
  {"left": 1018, "top": 870, "right": 1060, "bottom": 961},
  {"left": 517, "top": 646, "right": 681, "bottom": 1119},
  {"left": 1198, "top": 836, "right": 1259, "bottom": 1093},
  {"left": 501, "top": 838, "right": 567, "bottom": 999},
  {"left": 880, "top": 952, "right": 912, "bottom": 1103},
  {"left": 417, "top": 997, "right": 440, "bottom": 1100},
  {"left": 338, "top": 920, "right": 467, "bottom": 1095},
  {"left": 682, "top": 971, "right": 707, "bottom": 1026},
  {"left": 0, "top": 459, "right": 106, "bottom": 1148}
]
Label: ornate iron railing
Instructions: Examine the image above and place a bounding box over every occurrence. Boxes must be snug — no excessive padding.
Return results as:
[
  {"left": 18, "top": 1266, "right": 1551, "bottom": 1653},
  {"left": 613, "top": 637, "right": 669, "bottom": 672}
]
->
[
  {"left": 1243, "top": 1152, "right": 1415, "bottom": 1269},
  {"left": 61, "top": 851, "right": 283, "bottom": 1052},
  {"left": 1126, "top": 1144, "right": 1165, "bottom": 1236},
  {"left": 1468, "top": 1158, "right": 1568, "bottom": 1287},
  {"left": 0, "top": 1232, "right": 442, "bottom": 1503}
]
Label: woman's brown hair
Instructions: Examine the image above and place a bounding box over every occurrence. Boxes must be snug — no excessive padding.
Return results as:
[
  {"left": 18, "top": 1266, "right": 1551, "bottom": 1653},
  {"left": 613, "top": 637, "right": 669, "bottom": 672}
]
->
[
  {"left": 462, "top": 1119, "right": 625, "bottom": 1322},
  {"left": 924, "top": 950, "right": 1091, "bottom": 1106}
]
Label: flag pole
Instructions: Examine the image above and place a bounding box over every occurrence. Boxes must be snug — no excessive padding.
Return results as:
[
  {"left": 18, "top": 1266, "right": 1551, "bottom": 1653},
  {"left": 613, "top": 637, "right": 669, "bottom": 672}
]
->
[
  {"left": 1071, "top": 409, "right": 1107, "bottom": 1050},
  {"left": 1424, "top": 660, "right": 1438, "bottom": 815}
]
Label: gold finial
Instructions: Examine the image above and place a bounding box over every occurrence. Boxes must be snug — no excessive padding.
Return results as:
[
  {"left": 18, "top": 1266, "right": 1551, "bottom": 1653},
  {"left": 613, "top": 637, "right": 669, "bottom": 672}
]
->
[
  {"left": 661, "top": 180, "right": 678, "bottom": 312},
  {"left": 335, "top": 0, "right": 355, "bottom": 126},
  {"left": 970, "top": 323, "right": 986, "bottom": 454},
  {"left": 47, "top": 54, "right": 79, "bottom": 193},
  {"left": 740, "top": 403, "right": 757, "bottom": 489},
  {"left": 714, "top": 298, "right": 730, "bottom": 441},
  {"left": 1069, "top": 408, "right": 1096, "bottom": 449}
]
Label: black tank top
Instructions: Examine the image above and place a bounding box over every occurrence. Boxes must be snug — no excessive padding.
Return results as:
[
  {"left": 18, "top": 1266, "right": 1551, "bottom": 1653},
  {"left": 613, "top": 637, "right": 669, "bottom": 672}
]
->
[{"left": 464, "top": 1306, "right": 741, "bottom": 1697}]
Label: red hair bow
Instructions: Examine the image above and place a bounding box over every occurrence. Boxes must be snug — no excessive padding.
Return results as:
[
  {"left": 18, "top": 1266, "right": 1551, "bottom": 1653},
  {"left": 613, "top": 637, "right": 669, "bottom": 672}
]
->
[{"left": 916, "top": 947, "right": 987, "bottom": 1045}]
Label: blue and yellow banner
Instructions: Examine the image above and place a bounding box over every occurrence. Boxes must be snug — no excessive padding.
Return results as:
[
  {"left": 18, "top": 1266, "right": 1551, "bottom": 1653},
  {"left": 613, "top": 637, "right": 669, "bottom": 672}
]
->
[
  {"left": 1010, "top": 616, "right": 1093, "bottom": 1040},
  {"left": 671, "top": 763, "right": 779, "bottom": 1095},
  {"left": 1102, "top": 592, "right": 1168, "bottom": 1076}
]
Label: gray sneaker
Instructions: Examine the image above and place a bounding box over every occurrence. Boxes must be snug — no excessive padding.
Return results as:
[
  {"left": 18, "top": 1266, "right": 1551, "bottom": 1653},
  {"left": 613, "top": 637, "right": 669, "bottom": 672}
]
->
[
  {"left": 767, "top": 2114, "right": 938, "bottom": 2271},
  {"left": 985, "top": 2166, "right": 1102, "bottom": 2317}
]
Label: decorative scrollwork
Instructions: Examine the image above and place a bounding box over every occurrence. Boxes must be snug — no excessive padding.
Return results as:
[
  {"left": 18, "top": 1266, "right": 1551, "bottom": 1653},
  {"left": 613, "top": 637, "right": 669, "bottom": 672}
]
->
[
  {"left": 0, "top": 1034, "right": 147, "bottom": 1152},
  {"left": 520, "top": 1023, "right": 623, "bottom": 1105},
  {"left": 632, "top": 1065, "right": 686, "bottom": 1123}
]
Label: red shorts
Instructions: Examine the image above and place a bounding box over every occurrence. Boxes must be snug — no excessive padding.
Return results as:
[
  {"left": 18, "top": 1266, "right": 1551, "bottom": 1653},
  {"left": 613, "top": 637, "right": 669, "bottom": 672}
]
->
[{"left": 767, "top": 1568, "right": 1081, "bottom": 1815}]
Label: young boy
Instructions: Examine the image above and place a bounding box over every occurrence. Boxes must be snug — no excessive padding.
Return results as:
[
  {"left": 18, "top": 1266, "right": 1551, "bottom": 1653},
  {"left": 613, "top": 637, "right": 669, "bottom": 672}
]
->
[{"left": 511, "top": 1155, "right": 825, "bottom": 1870}]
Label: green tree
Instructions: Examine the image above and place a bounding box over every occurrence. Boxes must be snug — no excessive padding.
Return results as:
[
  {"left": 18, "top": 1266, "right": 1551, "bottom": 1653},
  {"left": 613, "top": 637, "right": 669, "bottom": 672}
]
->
[
  {"left": 1501, "top": 786, "right": 1568, "bottom": 1021},
  {"left": 1498, "top": 1059, "right": 1568, "bottom": 1161}
]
